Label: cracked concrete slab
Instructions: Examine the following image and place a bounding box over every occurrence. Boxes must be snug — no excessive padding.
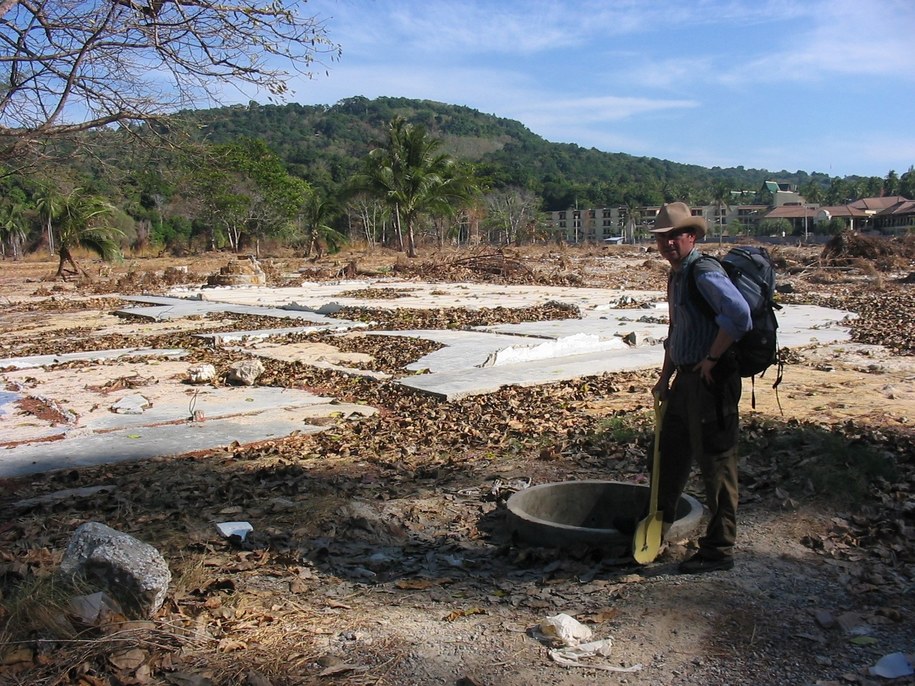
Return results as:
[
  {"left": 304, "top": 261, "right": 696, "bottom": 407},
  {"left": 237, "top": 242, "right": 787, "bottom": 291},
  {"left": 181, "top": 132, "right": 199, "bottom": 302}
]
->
[{"left": 0, "top": 356, "right": 375, "bottom": 478}]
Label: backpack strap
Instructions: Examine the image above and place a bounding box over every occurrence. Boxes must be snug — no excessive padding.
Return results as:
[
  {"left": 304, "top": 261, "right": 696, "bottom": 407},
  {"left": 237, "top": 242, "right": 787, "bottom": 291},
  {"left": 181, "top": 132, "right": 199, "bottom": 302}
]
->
[
  {"left": 686, "top": 254, "right": 732, "bottom": 427},
  {"left": 686, "top": 254, "right": 723, "bottom": 320}
]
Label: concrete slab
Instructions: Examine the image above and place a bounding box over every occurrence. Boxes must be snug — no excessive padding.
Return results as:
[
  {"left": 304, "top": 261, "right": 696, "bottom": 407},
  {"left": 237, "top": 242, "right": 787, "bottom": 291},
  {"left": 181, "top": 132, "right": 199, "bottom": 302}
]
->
[
  {"left": 381, "top": 303, "right": 854, "bottom": 400},
  {"left": 197, "top": 326, "right": 346, "bottom": 344},
  {"left": 0, "top": 354, "right": 376, "bottom": 478},
  {"left": 229, "top": 341, "right": 390, "bottom": 380},
  {"left": 170, "top": 280, "right": 855, "bottom": 401},
  {"left": 0, "top": 348, "right": 187, "bottom": 370},
  {"left": 0, "top": 417, "right": 328, "bottom": 479},
  {"left": 117, "top": 295, "right": 365, "bottom": 330},
  {"left": 166, "top": 280, "right": 655, "bottom": 314},
  {"left": 370, "top": 330, "right": 562, "bottom": 373},
  {"left": 398, "top": 345, "right": 665, "bottom": 400}
]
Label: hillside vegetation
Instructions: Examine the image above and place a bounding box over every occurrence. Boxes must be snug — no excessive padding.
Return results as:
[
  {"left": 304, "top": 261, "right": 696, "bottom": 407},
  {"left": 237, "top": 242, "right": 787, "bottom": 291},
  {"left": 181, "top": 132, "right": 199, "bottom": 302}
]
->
[
  {"left": 1, "top": 96, "right": 910, "bottom": 264},
  {"left": 181, "top": 96, "right": 833, "bottom": 209}
]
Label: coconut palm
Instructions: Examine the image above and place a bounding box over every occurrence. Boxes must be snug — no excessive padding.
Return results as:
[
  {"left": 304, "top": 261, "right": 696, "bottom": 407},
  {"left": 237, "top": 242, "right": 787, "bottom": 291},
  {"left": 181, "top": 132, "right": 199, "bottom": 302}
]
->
[
  {"left": 54, "top": 189, "right": 124, "bottom": 278},
  {"left": 34, "top": 186, "right": 61, "bottom": 255},
  {"left": 298, "top": 192, "right": 346, "bottom": 258},
  {"left": 350, "top": 117, "right": 477, "bottom": 257},
  {"left": 799, "top": 181, "right": 824, "bottom": 205}
]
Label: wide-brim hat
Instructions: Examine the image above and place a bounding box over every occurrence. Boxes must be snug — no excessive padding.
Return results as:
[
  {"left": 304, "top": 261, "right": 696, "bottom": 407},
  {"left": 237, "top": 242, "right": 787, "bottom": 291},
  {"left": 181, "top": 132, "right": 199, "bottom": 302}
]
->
[{"left": 649, "top": 202, "right": 707, "bottom": 240}]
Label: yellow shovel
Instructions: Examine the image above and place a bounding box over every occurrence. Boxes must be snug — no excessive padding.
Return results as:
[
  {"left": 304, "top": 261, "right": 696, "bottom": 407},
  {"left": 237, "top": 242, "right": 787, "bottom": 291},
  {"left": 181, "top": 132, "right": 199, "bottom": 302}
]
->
[{"left": 633, "top": 393, "right": 667, "bottom": 564}]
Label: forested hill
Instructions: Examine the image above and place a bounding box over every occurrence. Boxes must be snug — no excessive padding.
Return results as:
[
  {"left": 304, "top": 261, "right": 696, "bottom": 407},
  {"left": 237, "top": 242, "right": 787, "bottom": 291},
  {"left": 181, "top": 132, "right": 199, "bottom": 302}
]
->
[{"left": 181, "top": 96, "right": 827, "bottom": 210}]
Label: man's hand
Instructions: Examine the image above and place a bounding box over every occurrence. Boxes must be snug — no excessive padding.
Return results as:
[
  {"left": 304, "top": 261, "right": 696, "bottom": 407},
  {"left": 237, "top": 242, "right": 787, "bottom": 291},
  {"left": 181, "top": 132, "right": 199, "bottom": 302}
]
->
[
  {"left": 694, "top": 357, "right": 717, "bottom": 385},
  {"left": 652, "top": 376, "right": 671, "bottom": 401}
]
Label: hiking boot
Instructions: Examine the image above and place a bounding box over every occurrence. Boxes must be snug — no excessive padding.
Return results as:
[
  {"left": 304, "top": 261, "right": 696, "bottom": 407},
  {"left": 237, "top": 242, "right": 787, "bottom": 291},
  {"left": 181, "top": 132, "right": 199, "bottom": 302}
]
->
[{"left": 678, "top": 553, "right": 734, "bottom": 574}]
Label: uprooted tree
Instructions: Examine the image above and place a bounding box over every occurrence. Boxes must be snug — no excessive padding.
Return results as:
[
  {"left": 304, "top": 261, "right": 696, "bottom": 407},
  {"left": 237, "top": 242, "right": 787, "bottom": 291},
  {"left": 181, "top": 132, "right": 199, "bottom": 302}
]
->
[{"left": 0, "top": 0, "right": 340, "bottom": 160}]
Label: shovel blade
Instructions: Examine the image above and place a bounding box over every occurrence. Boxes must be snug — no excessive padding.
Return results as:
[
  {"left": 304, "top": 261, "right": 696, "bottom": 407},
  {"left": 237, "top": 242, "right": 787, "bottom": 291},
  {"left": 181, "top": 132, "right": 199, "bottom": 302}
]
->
[{"left": 632, "top": 511, "right": 664, "bottom": 564}]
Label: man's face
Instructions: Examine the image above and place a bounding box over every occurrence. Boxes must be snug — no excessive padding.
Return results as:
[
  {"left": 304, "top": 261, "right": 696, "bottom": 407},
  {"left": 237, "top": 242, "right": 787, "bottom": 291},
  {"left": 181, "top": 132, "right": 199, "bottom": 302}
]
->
[{"left": 655, "top": 229, "right": 696, "bottom": 266}]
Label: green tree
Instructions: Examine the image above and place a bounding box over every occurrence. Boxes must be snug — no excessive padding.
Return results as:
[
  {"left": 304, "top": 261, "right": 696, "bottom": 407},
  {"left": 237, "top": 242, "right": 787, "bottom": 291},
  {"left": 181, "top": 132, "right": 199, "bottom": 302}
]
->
[
  {"left": 824, "top": 217, "right": 849, "bottom": 236},
  {"left": 883, "top": 170, "right": 900, "bottom": 197},
  {"left": 759, "top": 218, "right": 792, "bottom": 237},
  {"left": 53, "top": 189, "right": 123, "bottom": 278},
  {"left": 825, "top": 178, "right": 852, "bottom": 205},
  {"left": 799, "top": 181, "right": 824, "bottom": 205},
  {"left": 349, "top": 117, "right": 477, "bottom": 257},
  {"left": 899, "top": 167, "right": 915, "bottom": 199},
  {"left": 297, "top": 192, "right": 346, "bottom": 258},
  {"left": 192, "top": 139, "right": 310, "bottom": 253}
]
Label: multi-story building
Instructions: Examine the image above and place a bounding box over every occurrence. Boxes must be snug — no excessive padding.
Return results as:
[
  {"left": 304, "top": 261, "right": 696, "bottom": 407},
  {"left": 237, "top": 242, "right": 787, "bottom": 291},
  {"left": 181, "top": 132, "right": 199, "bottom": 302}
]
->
[{"left": 545, "top": 207, "right": 628, "bottom": 242}]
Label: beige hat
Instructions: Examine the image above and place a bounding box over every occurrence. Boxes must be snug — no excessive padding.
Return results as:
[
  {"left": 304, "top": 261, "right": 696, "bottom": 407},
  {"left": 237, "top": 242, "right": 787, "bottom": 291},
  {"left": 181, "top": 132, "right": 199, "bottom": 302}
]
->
[{"left": 649, "top": 202, "right": 707, "bottom": 239}]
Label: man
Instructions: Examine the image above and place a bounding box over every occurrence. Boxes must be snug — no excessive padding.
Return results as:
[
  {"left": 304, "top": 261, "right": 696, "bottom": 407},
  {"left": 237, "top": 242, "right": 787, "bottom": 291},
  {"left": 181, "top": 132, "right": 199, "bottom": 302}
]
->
[{"left": 649, "top": 202, "right": 752, "bottom": 573}]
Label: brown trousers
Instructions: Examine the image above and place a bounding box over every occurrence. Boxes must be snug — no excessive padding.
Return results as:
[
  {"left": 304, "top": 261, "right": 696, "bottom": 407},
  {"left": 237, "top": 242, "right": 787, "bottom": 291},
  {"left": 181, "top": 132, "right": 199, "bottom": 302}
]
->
[{"left": 656, "top": 366, "right": 741, "bottom": 559}]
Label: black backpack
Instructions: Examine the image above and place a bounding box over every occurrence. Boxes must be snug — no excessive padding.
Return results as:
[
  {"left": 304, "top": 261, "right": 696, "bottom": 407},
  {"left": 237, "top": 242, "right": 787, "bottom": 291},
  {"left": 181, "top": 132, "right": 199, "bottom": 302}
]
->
[{"left": 689, "top": 246, "right": 783, "bottom": 406}]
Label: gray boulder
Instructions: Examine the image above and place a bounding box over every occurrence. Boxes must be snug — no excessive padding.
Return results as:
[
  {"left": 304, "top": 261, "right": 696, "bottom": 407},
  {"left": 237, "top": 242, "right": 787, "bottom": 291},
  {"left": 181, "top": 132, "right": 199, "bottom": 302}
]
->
[{"left": 60, "top": 522, "right": 171, "bottom": 618}]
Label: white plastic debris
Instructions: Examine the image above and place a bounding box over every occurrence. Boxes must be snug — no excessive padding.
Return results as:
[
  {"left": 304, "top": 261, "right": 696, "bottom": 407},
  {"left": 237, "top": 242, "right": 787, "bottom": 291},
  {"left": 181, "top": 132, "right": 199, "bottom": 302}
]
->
[
  {"left": 539, "top": 613, "right": 592, "bottom": 645},
  {"left": 215, "top": 521, "right": 253, "bottom": 541},
  {"left": 869, "top": 652, "right": 914, "bottom": 679}
]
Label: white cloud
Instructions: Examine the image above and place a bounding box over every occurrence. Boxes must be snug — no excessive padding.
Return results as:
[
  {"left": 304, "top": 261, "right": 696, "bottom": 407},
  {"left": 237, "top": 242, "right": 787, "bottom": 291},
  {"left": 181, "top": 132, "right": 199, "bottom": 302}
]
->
[
  {"left": 516, "top": 95, "right": 698, "bottom": 130},
  {"left": 719, "top": 0, "right": 915, "bottom": 83}
]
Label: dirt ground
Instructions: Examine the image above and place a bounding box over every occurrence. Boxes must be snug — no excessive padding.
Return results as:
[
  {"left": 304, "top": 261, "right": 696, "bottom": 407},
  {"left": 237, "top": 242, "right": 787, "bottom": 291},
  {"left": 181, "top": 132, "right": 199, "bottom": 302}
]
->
[{"left": 1, "top": 243, "right": 914, "bottom": 686}]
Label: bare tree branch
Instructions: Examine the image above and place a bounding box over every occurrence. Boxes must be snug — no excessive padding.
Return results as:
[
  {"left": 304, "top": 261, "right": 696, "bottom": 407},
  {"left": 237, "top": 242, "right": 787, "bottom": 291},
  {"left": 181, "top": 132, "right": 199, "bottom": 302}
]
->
[{"left": 0, "top": 0, "right": 340, "bottom": 159}]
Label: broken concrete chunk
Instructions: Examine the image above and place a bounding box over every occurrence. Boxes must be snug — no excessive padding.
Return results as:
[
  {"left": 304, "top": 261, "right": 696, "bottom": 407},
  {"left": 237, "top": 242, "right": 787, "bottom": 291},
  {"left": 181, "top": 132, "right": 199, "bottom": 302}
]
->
[
  {"left": 621, "top": 330, "right": 658, "bottom": 347},
  {"left": 215, "top": 521, "right": 253, "bottom": 541},
  {"left": 227, "top": 359, "right": 265, "bottom": 386},
  {"left": 60, "top": 522, "right": 171, "bottom": 618},
  {"left": 186, "top": 363, "right": 217, "bottom": 384}
]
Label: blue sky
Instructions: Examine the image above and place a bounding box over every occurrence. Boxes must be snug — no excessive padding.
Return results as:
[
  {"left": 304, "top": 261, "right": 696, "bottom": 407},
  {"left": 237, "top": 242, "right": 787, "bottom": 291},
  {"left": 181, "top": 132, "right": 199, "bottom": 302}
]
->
[{"left": 256, "top": 0, "right": 915, "bottom": 179}]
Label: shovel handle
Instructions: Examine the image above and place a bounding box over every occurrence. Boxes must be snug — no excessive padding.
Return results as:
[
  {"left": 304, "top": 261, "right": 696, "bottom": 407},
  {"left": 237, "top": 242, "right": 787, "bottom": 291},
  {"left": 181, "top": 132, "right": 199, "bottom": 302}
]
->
[{"left": 646, "top": 393, "right": 666, "bottom": 517}]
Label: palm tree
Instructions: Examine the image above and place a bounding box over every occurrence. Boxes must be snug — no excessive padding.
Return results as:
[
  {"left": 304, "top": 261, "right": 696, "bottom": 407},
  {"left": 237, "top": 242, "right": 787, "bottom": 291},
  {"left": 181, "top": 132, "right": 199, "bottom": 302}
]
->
[
  {"left": 621, "top": 198, "right": 642, "bottom": 244},
  {"left": 883, "top": 170, "right": 900, "bottom": 197},
  {"left": 35, "top": 186, "right": 61, "bottom": 255},
  {"left": 349, "top": 117, "right": 476, "bottom": 257},
  {"left": 799, "top": 181, "right": 824, "bottom": 205},
  {"left": 298, "top": 192, "right": 346, "bottom": 258},
  {"left": 54, "top": 189, "right": 124, "bottom": 278},
  {"left": 711, "top": 181, "right": 732, "bottom": 243},
  {"left": 0, "top": 204, "right": 27, "bottom": 259}
]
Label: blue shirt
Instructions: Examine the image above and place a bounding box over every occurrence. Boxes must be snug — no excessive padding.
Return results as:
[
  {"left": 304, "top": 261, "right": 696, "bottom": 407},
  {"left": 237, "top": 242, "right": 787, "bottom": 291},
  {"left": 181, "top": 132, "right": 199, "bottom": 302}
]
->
[{"left": 665, "top": 249, "right": 752, "bottom": 366}]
